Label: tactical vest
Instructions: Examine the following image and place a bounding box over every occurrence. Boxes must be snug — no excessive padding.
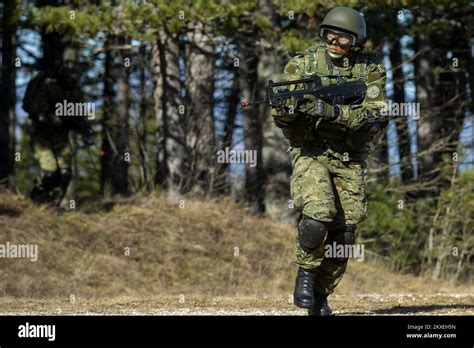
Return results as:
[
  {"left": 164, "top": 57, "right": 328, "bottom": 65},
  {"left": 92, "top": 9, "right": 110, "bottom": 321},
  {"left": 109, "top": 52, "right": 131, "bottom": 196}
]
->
[
  {"left": 285, "top": 44, "right": 376, "bottom": 157},
  {"left": 24, "top": 72, "right": 80, "bottom": 132},
  {"left": 303, "top": 44, "right": 366, "bottom": 86}
]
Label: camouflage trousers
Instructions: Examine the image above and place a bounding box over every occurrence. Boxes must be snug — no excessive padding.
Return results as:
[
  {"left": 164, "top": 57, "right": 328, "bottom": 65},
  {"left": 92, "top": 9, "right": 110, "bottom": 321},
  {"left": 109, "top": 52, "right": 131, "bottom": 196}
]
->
[
  {"left": 289, "top": 145, "right": 368, "bottom": 295},
  {"left": 31, "top": 134, "right": 72, "bottom": 173},
  {"left": 30, "top": 128, "right": 73, "bottom": 208}
]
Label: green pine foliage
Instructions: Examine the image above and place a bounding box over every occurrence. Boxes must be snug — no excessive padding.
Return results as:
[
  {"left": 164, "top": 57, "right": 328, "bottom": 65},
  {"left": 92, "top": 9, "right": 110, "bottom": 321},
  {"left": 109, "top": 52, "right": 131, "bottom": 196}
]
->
[{"left": 359, "top": 182, "right": 421, "bottom": 273}]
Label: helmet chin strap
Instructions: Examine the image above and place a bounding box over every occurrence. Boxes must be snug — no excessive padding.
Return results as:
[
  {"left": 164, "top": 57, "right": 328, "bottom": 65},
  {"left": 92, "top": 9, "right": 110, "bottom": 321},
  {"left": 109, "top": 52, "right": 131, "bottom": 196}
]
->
[
  {"left": 325, "top": 42, "right": 357, "bottom": 63},
  {"left": 327, "top": 51, "right": 344, "bottom": 59}
]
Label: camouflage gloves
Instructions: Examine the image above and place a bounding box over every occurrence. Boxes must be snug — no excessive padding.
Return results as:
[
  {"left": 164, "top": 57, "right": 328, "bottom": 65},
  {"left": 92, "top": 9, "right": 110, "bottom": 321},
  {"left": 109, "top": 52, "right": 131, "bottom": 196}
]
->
[
  {"left": 301, "top": 95, "right": 341, "bottom": 121},
  {"left": 272, "top": 95, "right": 299, "bottom": 126},
  {"left": 273, "top": 94, "right": 341, "bottom": 125}
]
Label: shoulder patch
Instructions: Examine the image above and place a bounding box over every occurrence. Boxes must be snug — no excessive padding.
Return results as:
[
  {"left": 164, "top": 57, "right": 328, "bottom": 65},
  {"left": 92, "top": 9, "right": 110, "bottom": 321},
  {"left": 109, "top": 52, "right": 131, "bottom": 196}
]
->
[{"left": 366, "top": 85, "right": 381, "bottom": 99}]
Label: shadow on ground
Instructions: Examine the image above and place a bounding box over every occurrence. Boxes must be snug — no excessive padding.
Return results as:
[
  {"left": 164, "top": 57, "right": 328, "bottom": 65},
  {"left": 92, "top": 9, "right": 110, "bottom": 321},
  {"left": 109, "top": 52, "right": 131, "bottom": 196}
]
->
[
  {"left": 0, "top": 204, "right": 22, "bottom": 217},
  {"left": 345, "top": 303, "right": 474, "bottom": 315}
]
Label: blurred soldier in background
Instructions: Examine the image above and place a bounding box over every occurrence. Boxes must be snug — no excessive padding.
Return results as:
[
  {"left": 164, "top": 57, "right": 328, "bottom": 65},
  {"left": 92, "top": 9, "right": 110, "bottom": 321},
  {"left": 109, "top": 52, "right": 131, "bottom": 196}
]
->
[{"left": 23, "top": 58, "right": 95, "bottom": 211}]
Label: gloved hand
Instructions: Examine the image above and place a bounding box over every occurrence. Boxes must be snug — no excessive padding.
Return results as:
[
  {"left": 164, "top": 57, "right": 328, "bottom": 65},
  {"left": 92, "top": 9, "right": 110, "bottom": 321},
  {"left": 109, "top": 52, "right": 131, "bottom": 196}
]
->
[
  {"left": 302, "top": 95, "right": 340, "bottom": 121},
  {"left": 81, "top": 131, "right": 95, "bottom": 146},
  {"left": 280, "top": 95, "right": 298, "bottom": 113},
  {"left": 272, "top": 96, "right": 299, "bottom": 125},
  {"left": 33, "top": 112, "right": 48, "bottom": 123}
]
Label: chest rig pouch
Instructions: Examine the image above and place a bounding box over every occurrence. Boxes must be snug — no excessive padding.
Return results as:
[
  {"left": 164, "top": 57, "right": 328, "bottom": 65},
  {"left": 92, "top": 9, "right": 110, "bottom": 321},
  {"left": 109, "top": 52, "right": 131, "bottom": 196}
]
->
[{"left": 303, "top": 45, "right": 370, "bottom": 153}]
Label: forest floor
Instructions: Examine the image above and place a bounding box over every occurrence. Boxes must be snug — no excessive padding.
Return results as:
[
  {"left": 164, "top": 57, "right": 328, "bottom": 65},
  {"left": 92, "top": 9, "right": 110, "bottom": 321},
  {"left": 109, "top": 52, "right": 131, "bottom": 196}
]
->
[
  {"left": 0, "top": 192, "right": 472, "bottom": 316},
  {"left": 0, "top": 294, "right": 473, "bottom": 315}
]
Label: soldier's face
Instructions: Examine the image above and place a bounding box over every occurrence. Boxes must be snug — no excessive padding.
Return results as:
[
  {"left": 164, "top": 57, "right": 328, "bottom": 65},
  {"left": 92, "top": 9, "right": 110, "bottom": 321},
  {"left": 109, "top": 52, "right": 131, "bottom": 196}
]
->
[
  {"left": 328, "top": 43, "right": 350, "bottom": 57},
  {"left": 320, "top": 28, "right": 355, "bottom": 58}
]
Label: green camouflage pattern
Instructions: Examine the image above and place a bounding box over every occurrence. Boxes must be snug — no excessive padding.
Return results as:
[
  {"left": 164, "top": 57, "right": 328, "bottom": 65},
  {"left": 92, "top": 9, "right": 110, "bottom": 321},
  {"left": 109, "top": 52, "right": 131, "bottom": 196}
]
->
[
  {"left": 272, "top": 43, "right": 388, "bottom": 294},
  {"left": 23, "top": 71, "right": 82, "bottom": 208},
  {"left": 290, "top": 146, "right": 367, "bottom": 227},
  {"left": 30, "top": 129, "right": 72, "bottom": 173},
  {"left": 291, "top": 144, "right": 366, "bottom": 295},
  {"left": 295, "top": 234, "right": 348, "bottom": 295},
  {"left": 24, "top": 72, "right": 78, "bottom": 173},
  {"left": 272, "top": 43, "right": 388, "bottom": 154}
]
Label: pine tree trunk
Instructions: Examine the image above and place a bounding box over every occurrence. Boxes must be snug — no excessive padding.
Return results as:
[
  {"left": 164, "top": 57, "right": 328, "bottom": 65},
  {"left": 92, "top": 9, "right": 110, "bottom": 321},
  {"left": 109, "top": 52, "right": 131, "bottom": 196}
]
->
[
  {"left": 155, "top": 30, "right": 189, "bottom": 195},
  {"left": 415, "top": 33, "right": 465, "bottom": 191},
  {"left": 0, "top": 0, "right": 16, "bottom": 189},
  {"left": 240, "top": 44, "right": 266, "bottom": 214},
  {"left": 184, "top": 22, "right": 216, "bottom": 195},
  {"left": 115, "top": 40, "right": 131, "bottom": 194},
  {"left": 435, "top": 38, "right": 466, "bottom": 178},
  {"left": 215, "top": 69, "right": 239, "bottom": 195},
  {"left": 138, "top": 44, "right": 150, "bottom": 191},
  {"left": 261, "top": 50, "right": 291, "bottom": 208},
  {"left": 389, "top": 38, "right": 413, "bottom": 183},
  {"left": 100, "top": 36, "right": 130, "bottom": 196},
  {"left": 415, "top": 33, "right": 439, "bottom": 184},
  {"left": 151, "top": 41, "right": 168, "bottom": 189},
  {"left": 100, "top": 37, "right": 114, "bottom": 196}
]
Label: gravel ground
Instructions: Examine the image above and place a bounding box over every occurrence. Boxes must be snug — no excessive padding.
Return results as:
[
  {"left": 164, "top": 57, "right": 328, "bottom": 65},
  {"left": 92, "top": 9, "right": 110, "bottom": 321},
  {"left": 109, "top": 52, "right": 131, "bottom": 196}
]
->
[{"left": 0, "top": 294, "right": 473, "bottom": 316}]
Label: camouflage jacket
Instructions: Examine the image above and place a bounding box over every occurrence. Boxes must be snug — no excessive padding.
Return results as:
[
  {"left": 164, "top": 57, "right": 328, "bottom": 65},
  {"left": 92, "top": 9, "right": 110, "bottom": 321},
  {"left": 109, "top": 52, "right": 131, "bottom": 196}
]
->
[
  {"left": 272, "top": 43, "right": 389, "bottom": 158},
  {"left": 23, "top": 71, "right": 84, "bottom": 131},
  {"left": 23, "top": 71, "right": 88, "bottom": 137}
]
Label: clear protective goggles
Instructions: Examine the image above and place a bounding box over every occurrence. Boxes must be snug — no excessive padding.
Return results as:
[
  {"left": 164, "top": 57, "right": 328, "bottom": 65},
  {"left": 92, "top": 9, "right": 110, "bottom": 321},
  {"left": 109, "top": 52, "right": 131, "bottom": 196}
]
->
[{"left": 320, "top": 27, "right": 357, "bottom": 47}]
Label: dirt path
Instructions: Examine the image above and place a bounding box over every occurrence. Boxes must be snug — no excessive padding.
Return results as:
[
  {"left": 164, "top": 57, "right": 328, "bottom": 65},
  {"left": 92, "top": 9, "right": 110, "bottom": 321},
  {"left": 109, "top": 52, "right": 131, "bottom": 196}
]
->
[{"left": 1, "top": 294, "right": 472, "bottom": 316}]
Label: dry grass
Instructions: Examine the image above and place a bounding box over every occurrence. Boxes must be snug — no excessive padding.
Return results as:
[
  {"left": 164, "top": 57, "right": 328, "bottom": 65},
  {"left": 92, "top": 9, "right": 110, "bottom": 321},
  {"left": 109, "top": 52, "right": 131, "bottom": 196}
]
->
[
  {"left": 0, "top": 294, "right": 472, "bottom": 315},
  {"left": 0, "top": 192, "right": 472, "bottom": 304}
]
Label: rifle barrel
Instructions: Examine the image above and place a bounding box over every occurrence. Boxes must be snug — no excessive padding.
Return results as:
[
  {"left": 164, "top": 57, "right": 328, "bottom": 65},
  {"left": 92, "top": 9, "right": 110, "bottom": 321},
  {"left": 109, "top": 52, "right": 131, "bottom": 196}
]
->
[{"left": 241, "top": 99, "right": 266, "bottom": 108}]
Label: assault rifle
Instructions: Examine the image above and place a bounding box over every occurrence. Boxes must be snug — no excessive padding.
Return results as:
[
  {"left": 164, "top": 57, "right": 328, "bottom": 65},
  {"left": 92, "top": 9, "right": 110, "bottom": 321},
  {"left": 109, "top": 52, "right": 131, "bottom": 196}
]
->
[
  {"left": 63, "top": 116, "right": 96, "bottom": 145},
  {"left": 241, "top": 75, "right": 366, "bottom": 109}
]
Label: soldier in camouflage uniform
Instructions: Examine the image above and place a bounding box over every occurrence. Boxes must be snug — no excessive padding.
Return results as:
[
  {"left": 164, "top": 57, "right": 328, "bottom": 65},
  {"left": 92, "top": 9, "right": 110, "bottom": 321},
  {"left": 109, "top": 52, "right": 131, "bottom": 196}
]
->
[
  {"left": 23, "top": 61, "right": 94, "bottom": 210},
  {"left": 271, "top": 7, "right": 389, "bottom": 315}
]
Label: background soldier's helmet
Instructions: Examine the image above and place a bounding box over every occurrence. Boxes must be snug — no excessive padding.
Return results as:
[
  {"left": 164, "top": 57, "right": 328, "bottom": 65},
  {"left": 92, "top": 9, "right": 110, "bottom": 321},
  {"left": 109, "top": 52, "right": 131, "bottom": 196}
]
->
[{"left": 319, "top": 7, "right": 367, "bottom": 44}]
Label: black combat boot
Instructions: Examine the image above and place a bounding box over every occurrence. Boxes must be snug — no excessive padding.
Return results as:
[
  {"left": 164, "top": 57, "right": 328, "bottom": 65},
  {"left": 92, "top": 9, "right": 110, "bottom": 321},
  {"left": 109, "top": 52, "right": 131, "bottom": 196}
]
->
[
  {"left": 30, "top": 170, "right": 60, "bottom": 204},
  {"left": 293, "top": 267, "right": 316, "bottom": 309},
  {"left": 308, "top": 292, "right": 332, "bottom": 316}
]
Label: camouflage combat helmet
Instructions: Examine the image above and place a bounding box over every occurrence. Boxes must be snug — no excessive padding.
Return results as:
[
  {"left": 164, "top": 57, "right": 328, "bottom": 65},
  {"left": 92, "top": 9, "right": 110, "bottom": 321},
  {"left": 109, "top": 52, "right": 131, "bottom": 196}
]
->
[{"left": 319, "top": 7, "right": 366, "bottom": 44}]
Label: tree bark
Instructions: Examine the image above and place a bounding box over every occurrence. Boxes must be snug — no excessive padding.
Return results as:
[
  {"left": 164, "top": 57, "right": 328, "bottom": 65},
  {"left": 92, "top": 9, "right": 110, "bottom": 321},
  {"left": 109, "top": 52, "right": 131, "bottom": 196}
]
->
[
  {"left": 184, "top": 22, "right": 216, "bottom": 195},
  {"left": 260, "top": 50, "right": 291, "bottom": 205},
  {"left": 155, "top": 30, "right": 189, "bottom": 195},
  {"left": 137, "top": 44, "right": 150, "bottom": 191},
  {"left": 100, "top": 36, "right": 130, "bottom": 196},
  {"left": 415, "top": 33, "right": 439, "bottom": 184},
  {"left": 415, "top": 33, "right": 466, "bottom": 191},
  {"left": 389, "top": 37, "right": 413, "bottom": 183},
  {"left": 152, "top": 40, "right": 169, "bottom": 189},
  {"left": 239, "top": 43, "right": 266, "bottom": 214},
  {"left": 215, "top": 68, "right": 239, "bottom": 195},
  {"left": 115, "top": 41, "right": 131, "bottom": 194},
  {"left": 0, "top": 0, "right": 17, "bottom": 189}
]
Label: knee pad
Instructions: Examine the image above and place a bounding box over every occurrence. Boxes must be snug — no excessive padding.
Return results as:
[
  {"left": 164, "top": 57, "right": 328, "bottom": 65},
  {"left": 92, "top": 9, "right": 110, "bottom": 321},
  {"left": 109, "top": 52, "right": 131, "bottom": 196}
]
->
[
  {"left": 328, "top": 225, "right": 356, "bottom": 245},
  {"left": 31, "top": 170, "right": 60, "bottom": 203},
  {"left": 298, "top": 215, "right": 328, "bottom": 252},
  {"left": 41, "top": 170, "right": 61, "bottom": 191},
  {"left": 344, "top": 225, "right": 356, "bottom": 245},
  {"left": 328, "top": 225, "right": 356, "bottom": 263}
]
